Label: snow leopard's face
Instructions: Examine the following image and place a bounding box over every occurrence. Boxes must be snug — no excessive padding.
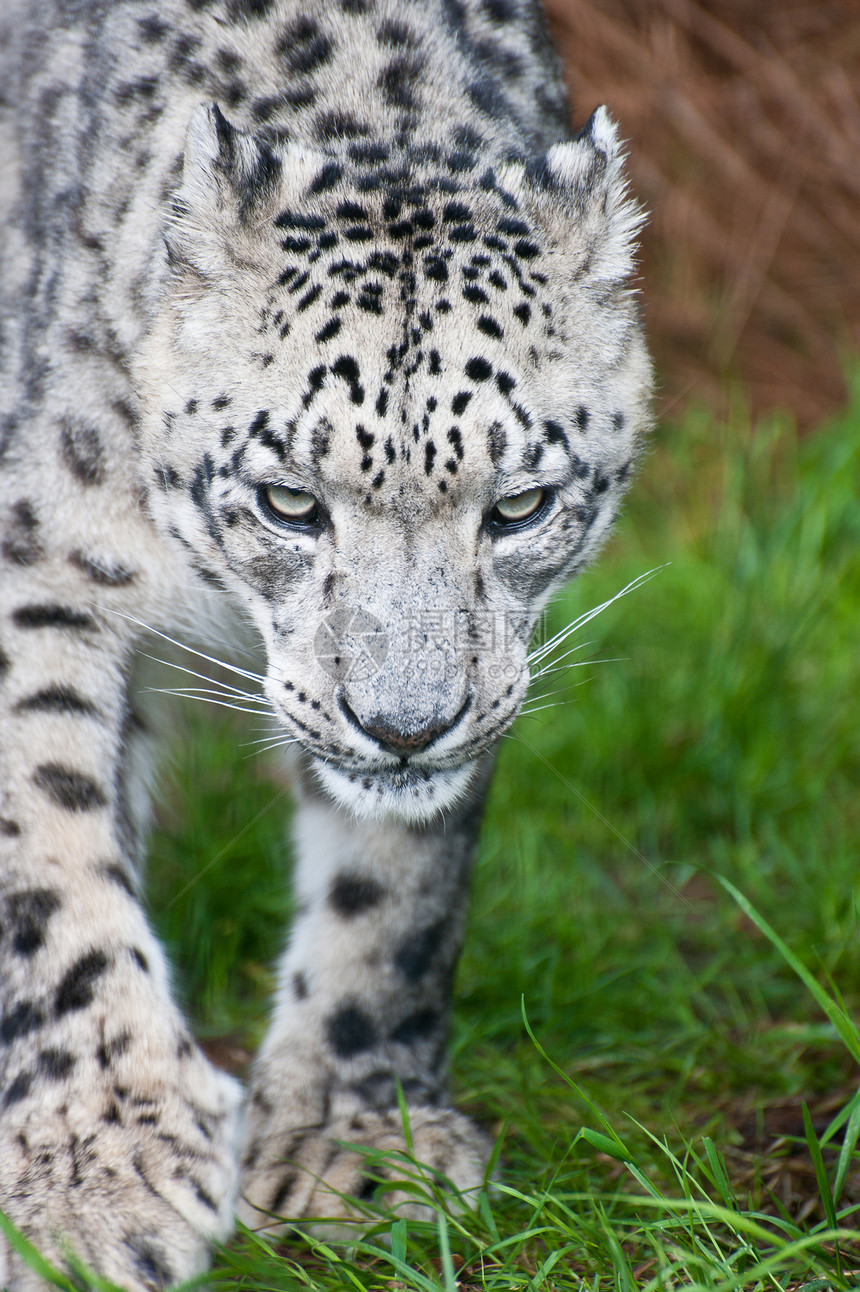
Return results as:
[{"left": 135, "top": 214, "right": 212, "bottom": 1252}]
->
[{"left": 137, "top": 106, "right": 651, "bottom": 822}]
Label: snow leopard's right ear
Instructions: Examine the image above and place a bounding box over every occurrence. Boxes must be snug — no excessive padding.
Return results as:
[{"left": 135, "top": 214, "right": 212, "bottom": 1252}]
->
[
  {"left": 165, "top": 104, "right": 281, "bottom": 271},
  {"left": 166, "top": 104, "right": 334, "bottom": 273}
]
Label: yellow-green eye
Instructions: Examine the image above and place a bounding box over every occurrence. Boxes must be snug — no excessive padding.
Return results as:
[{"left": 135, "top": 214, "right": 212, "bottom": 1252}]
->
[
  {"left": 492, "top": 487, "right": 546, "bottom": 525},
  {"left": 264, "top": 485, "right": 319, "bottom": 523}
]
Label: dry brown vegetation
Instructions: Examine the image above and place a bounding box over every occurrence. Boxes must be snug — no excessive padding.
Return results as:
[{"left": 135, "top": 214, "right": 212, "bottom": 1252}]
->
[{"left": 545, "top": 0, "right": 860, "bottom": 428}]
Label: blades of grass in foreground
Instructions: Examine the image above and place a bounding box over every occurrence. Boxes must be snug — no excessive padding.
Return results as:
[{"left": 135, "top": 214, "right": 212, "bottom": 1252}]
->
[
  {"left": 716, "top": 875, "right": 860, "bottom": 1065},
  {"left": 521, "top": 997, "right": 634, "bottom": 1164},
  {"left": 0, "top": 1212, "right": 77, "bottom": 1292},
  {"left": 832, "top": 1095, "right": 860, "bottom": 1204},
  {"left": 802, "top": 1100, "right": 843, "bottom": 1281}
]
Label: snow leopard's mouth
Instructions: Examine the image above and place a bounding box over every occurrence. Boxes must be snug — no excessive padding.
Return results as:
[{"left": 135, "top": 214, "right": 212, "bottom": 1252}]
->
[{"left": 310, "top": 756, "right": 481, "bottom": 825}]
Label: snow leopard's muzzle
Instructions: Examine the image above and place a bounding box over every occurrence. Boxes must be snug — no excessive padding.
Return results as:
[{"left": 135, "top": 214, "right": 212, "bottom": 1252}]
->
[{"left": 263, "top": 568, "right": 532, "bottom": 824}]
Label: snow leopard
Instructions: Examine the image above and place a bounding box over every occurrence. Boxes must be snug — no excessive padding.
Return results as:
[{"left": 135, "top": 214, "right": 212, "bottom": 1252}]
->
[{"left": 0, "top": 0, "right": 651, "bottom": 1285}]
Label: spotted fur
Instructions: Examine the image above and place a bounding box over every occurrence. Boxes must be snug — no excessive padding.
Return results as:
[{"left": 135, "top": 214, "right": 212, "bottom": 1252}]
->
[{"left": 0, "top": 0, "right": 650, "bottom": 1284}]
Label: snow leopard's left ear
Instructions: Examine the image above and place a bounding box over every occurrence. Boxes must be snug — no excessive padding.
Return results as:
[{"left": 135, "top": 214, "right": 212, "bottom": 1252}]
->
[{"left": 504, "top": 107, "right": 645, "bottom": 283}]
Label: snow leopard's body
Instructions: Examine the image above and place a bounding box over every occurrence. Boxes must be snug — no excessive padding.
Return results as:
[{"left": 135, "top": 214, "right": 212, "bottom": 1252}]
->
[{"left": 0, "top": 0, "right": 651, "bottom": 1285}]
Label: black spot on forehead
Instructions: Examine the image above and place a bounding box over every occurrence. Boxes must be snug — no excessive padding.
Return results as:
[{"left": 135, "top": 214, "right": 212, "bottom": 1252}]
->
[
  {"left": 447, "top": 150, "right": 477, "bottom": 173},
  {"left": 424, "top": 441, "right": 436, "bottom": 474},
  {"left": 309, "top": 162, "right": 344, "bottom": 194},
  {"left": 138, "top": 14, "right": 169, "bottom": 41},
  {"left": 280, "top": 234, "right": 312, "bottom": 253},
  {"left": 331, "top": 355, "right": 365, "bottom": 404},
  {"left": 287, "top": 269, "right": 310, "bottom": 294},
  {"left": 424, "top": 256, "right": 448, "bottom": 283},
  {"left": 465, "top": 357, "right": 492, "bottom": 381},
  {"left": 467, "top": 74, "right": 511, "bottom": 121},
  {"left": 448, "top": 224, "right": 476, "bottom": 244},
  {"left": 488, "top": 422, "right": 507, "bottom": 464},
  {"left": 443, "top": 201, "right": 472, "bottom": 222},
  {"left": 274, "top": 211, "right": 326, "bottom": 231},
  {"left": 227, "top": 0, "right": 276, "bottom": 18},
  {"left": 349, "top": 140, "right": 390, "bottom": 165},
  {"left": 315, "top": 110, "right": 371, "bottom": 142},
  {"left": 377, "top": 18, "right": 417, "bottom": 46},
  {"left": 477, "top": 315, "right": 503, "bottom": 339},
  {"left": 544, "top": 419, "right": 569, "bottom": 448},
  {"left": 276, "top": 18, "right": 334, "bottom": 74},
  {"left": 344, "top": 225, "right": 373, "bottom": 243},
  {"left": 498, "top": 217, "right": 529, "bottom": 237},
  {"left": 336, "top": 200, "right": 368, "bottom": 221},
  {"left": 315, "top": 317, "right": 341, "bottom": 343},
  {"left": 297, "top": 284, "right": 322, "bottom": 311},
  {"left": 378, "top": 55, "right": 425, "bottom": 110}
]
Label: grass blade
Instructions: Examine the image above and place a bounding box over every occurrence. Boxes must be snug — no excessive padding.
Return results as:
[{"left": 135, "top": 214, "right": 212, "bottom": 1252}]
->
[{"left": 716, "top": 876, "right": 860, "bottom": 1065}]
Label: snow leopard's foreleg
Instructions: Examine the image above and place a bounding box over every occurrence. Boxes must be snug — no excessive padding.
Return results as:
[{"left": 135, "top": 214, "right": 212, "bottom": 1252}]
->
[
  {"left": 240, "top": 767, "right": 493, "bottom": 1229},
  {"left": 0, "top": 542, "right": 241, "bottom": 1289}
]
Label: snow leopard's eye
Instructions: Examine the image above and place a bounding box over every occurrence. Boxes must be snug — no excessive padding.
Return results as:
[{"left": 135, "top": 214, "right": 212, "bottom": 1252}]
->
[
  {"left": 491, "top": 487, "right": 548, "bottom": 528},
  {"left": 262, "top": 485, "right": 320, "bottom": 525}
]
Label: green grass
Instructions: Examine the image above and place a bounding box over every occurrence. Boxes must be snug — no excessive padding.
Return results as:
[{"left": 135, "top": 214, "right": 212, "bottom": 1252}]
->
[{"left": 35, "top": 379, "right": 860, "bottom": 1288}]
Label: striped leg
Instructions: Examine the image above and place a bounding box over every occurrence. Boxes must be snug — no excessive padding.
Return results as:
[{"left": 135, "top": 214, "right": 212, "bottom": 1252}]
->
[
  {"left": 0, "top": 554, "right": 240, "bottom": 1290},
  {"left": 239, "top": 770, "right": 492, "bottom": 1229}
]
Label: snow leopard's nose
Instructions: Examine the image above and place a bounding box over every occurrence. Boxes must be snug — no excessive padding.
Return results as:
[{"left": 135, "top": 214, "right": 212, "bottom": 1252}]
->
[{"left": 339, "top": 695, "right": 471, "bottom": 757}]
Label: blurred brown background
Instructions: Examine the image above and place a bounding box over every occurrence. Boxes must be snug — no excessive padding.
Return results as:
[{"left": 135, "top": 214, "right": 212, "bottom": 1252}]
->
[{"left": 544, "top": 0, "right": 860, "bottom": 428}]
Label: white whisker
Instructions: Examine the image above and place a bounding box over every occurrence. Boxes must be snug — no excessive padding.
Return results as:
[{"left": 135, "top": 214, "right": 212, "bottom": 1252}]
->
[
  {"left": 518, "top": 700, "right": 577, "bottom": 718},
  {"left": 531, "top": 655, "right": 624, "bottom": 682},
  {"left": 530, "top": 638, "right": 594, "bottom": 671},
  {"left": 527, "top": 567, "right": 666, "bottom": 667},
  {"left": 139, "top": 653, "right": 267, "bottom": 705},
  {"left": 152, "top": 685, "right": 270, "bottom": 707},
  {"left": 106, "top": 609, "right": 267, "bottom": 685},
  {"left": 521, "top": 681, "right": 587, "bottom": 709},
  {"left": 145, "top": 689, "right": 273, "bottom": 718},
  {"left": 246, "top": 738, "right": 299, "bottom": 758}
]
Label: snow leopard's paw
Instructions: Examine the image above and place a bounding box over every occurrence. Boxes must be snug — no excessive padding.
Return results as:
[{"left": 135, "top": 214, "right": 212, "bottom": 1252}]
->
[
  {"left": 0, "top": 1045, "right": 241, "bottom": 1290},
  {"left": 239, "top": 1105, "right": 490, "bottom": 1235}
]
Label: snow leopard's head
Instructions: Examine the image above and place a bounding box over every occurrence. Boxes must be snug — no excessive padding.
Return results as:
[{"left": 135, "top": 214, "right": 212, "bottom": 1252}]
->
[{"left": 136, "top": 104, "right": 651, "bottom": 823}]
